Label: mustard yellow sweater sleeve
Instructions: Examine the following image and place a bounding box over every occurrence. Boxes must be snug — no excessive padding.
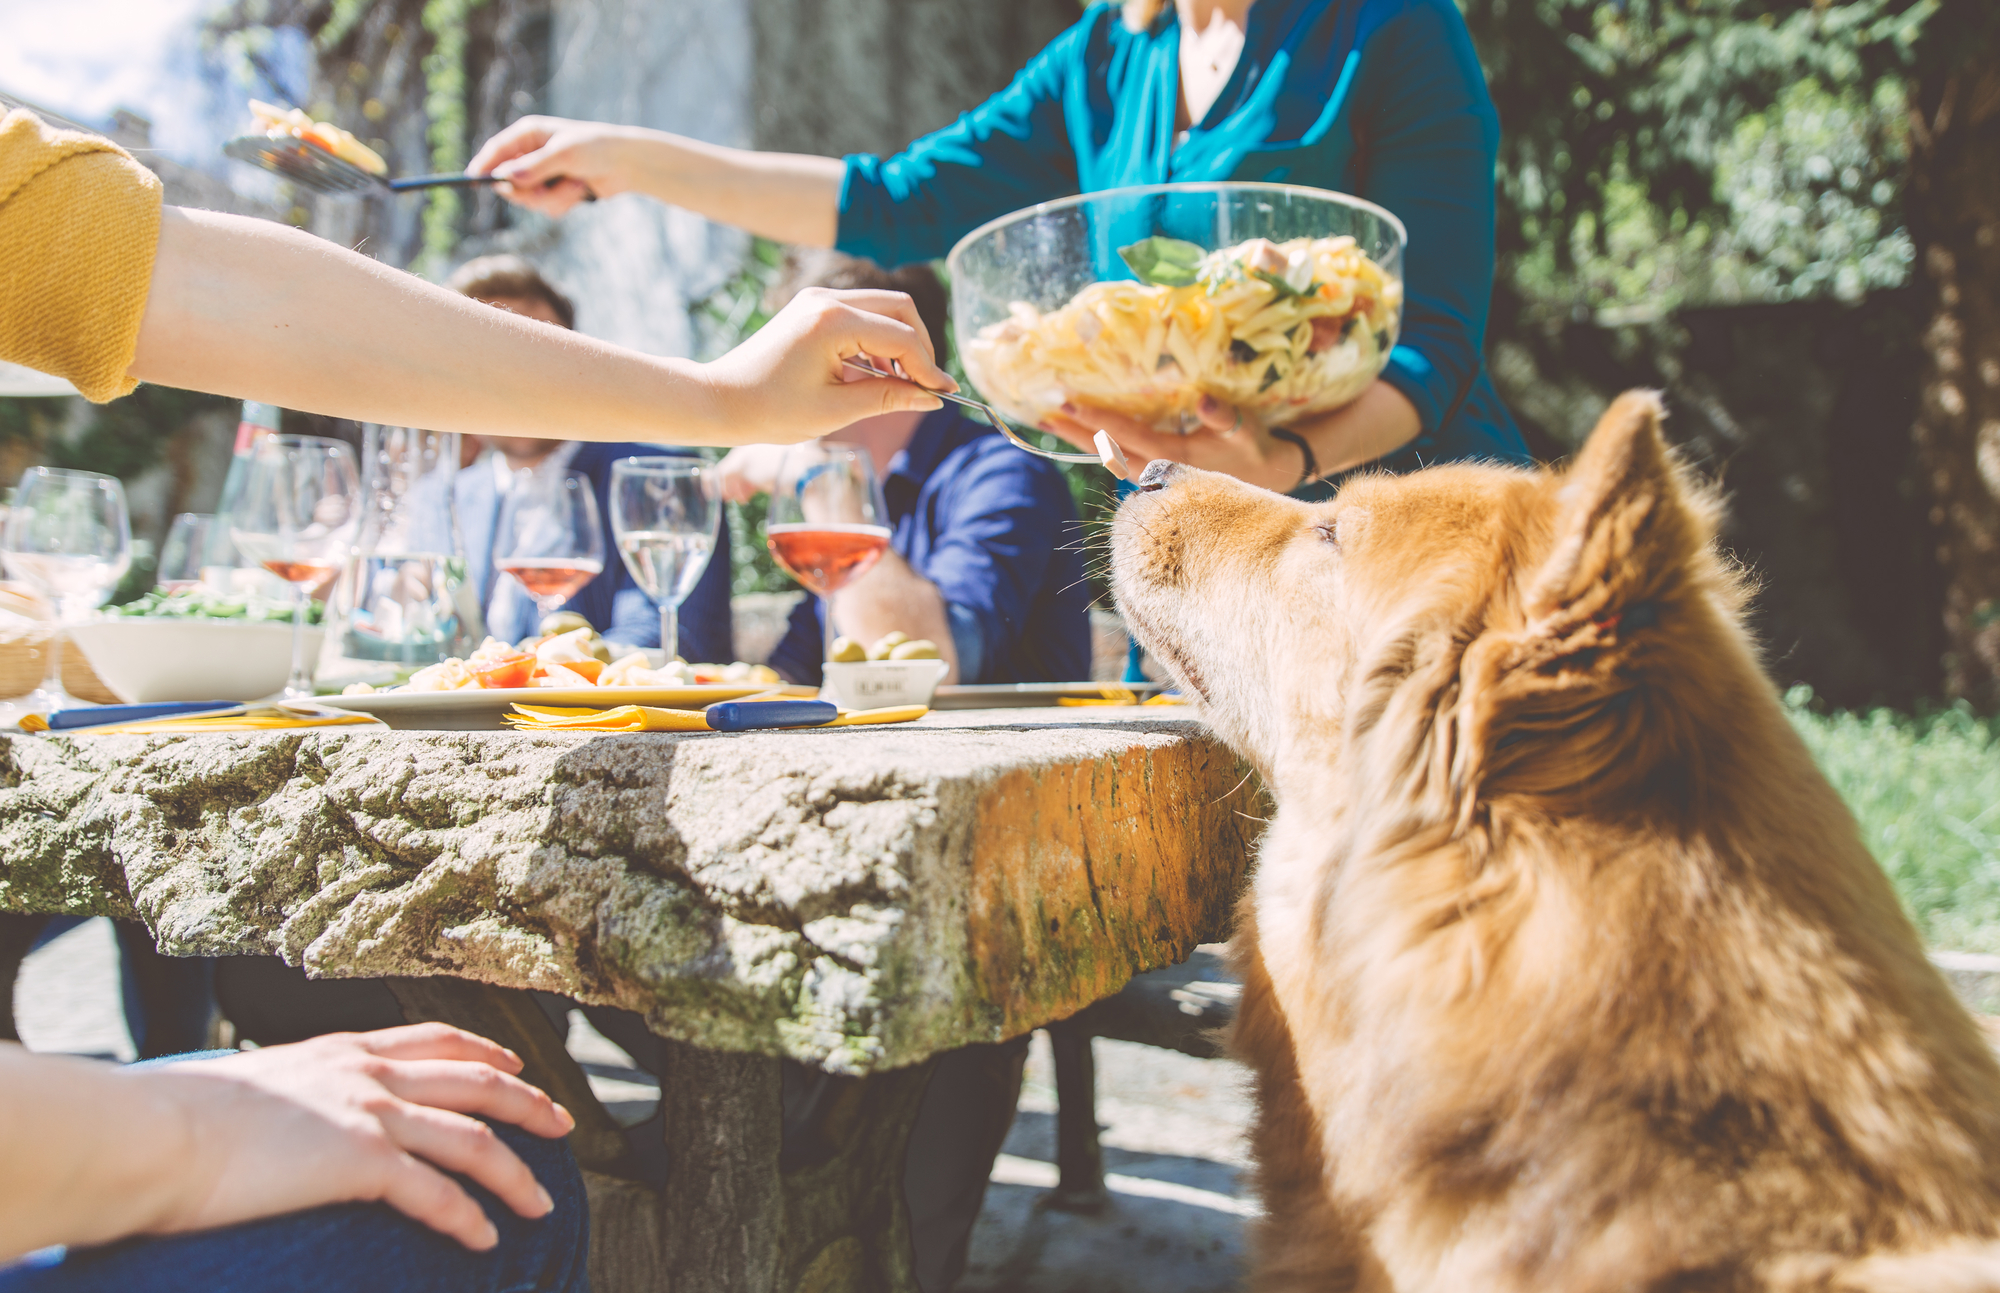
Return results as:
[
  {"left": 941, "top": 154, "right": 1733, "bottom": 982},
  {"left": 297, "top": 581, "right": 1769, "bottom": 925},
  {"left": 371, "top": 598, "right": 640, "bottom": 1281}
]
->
[{"left": 0, "top": 109, "right": 164, "bottom": 403}]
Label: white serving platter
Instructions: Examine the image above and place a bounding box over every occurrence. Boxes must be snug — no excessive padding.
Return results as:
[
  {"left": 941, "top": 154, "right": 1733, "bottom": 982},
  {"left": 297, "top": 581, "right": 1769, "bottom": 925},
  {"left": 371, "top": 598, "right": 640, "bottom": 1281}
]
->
[{"left": 316, "top": 683, "right": 803, "bottom": 731}]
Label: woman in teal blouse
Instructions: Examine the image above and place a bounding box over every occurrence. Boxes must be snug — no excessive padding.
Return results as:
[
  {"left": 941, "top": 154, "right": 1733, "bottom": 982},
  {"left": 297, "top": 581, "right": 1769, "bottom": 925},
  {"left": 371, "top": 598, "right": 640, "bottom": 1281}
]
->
[{"left": 472, "top": 0, "right": 1530, "bottom": 495}]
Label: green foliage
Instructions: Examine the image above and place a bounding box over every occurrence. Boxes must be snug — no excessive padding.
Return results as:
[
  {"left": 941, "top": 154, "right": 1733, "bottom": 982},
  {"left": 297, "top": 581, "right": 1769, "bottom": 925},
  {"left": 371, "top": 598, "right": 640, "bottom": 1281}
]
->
[
  {"left": 0, "top": 389, "right": 232, "bottom": 485},
  {"left": 0, "top": 389, "right": 232, "bottom": 605},
  {"left": 0, "top": 398, "right": 66, "bottom": 455},
  {"left": 1463, "top": 0, "right": 1935, "bottom": 316},
  {"left": 418, "top": 0, "right": 487, "bottom": 273},
  {"left": 315, "top": 0, "right": 375, "bottom": 51},
  {"left": 1707, "top": 77, "right": 1914, "bottom": 301},
  {"left": 1788, "top": 688, "right": 2000, "bottom": 952},
  {"left": 47, "top": 387, "right": 233, "bottom": 482}
]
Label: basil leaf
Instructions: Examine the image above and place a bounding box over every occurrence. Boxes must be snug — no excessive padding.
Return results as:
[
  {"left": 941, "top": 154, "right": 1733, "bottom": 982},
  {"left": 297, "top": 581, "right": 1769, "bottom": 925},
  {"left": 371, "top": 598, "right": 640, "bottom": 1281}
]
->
[
  {"left": 1250, "top": 267, "right": 1300, "bottom": 300},
  {"left": 1118, "top": 236, "right": 1206, "bottom": 287}
]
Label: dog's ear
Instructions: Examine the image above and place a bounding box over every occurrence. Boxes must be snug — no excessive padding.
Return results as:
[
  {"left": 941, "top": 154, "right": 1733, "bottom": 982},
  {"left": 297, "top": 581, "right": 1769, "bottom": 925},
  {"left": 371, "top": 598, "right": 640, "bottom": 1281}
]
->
[
  {"left": 1524, "top": 390, "right": 1712, "bottom": 626},
  {"left": 1451, "top": 392, "right": 1717, "bottom": 812}
]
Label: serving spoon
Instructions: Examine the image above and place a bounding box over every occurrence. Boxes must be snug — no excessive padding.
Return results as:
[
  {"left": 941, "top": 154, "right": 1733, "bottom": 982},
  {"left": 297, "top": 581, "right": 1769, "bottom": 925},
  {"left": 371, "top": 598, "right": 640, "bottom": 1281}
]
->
[{"left": 223, "top": 135, "right": 595, "bottom": 201}]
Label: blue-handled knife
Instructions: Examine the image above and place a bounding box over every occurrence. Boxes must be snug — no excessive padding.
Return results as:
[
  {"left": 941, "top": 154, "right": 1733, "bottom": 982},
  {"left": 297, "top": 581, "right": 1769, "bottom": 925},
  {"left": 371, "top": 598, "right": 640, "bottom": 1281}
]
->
[
  {"left": 704, "top": 699, "right": 839, "bottom": 733},
  {"left": 45, "top": 701, "right": 246, "bottom": 731}
]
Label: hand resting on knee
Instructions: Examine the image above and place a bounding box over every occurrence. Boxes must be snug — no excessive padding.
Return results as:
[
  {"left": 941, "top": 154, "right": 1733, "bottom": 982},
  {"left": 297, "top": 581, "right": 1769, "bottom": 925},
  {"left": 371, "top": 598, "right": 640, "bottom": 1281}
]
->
[{"left": 0, "top": 1022, "right": 575, "bottom": 1263}]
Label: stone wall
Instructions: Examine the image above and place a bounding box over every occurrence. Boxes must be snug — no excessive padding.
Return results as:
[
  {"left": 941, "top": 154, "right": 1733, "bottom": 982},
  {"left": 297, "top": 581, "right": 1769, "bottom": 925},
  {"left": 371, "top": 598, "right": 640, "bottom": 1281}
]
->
[
  {"left": 750, "top": 0, "right": 1081, "bottom": 159},
  {"left": 536, "top": 0, "right": 756, "bottom": 356}
]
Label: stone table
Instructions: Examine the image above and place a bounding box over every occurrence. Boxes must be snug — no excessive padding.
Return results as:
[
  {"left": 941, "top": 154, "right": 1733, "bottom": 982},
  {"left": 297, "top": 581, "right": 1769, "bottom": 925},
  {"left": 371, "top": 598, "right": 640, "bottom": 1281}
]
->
[{"left": 0, "top": 707, "right": 1264, "bottom": 1292}]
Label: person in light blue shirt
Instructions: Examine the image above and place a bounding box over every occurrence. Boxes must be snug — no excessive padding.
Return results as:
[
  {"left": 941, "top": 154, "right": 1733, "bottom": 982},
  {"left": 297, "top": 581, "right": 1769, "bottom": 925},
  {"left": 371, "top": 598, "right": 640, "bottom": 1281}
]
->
[{"left": 472, "top": 0, "right": 1532, "bottom": 499}]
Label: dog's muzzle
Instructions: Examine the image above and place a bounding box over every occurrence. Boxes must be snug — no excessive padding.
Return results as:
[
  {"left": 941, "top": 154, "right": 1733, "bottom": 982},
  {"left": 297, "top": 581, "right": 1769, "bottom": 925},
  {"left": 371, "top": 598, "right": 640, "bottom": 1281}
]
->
[{"left": 1136, "top": 460, "right": 1183, "bottom": 492}]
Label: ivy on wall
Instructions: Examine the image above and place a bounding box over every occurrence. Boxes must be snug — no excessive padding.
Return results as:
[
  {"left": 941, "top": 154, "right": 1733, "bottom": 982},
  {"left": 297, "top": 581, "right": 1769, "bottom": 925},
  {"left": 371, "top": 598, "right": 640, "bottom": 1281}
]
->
[
  {"left": 216, "top": 0, "right": 534, "bottom": 273},
  {"left": 418, "top": 0, "right": 488, "bottom": 270}
]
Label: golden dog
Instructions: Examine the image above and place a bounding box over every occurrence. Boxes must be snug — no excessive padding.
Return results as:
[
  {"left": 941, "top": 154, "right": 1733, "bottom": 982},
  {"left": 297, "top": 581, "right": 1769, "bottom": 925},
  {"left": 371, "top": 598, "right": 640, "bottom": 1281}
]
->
[{"left": 1109, "top": 393, "right": 2000, "bottom": 1291}]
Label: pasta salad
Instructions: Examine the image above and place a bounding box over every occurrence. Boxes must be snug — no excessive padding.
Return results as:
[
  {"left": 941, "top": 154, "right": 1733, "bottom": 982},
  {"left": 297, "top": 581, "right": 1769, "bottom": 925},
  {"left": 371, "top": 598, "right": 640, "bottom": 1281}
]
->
[{"left": 963, "top": 234, "right": 1401, "bottom": 432}]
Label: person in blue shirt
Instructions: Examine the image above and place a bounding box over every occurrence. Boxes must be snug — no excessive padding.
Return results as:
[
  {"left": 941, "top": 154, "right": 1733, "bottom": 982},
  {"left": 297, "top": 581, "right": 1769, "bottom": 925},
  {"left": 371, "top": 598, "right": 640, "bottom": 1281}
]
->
[
  {"left": 726, "top": 255, "right": 1093, "bottom": 689},
  {"left": 444, "top": 256, "right": 733, "bottom": 661},
  {"left": 471, "top": 0, "right": 1532, "bottom": 498}
]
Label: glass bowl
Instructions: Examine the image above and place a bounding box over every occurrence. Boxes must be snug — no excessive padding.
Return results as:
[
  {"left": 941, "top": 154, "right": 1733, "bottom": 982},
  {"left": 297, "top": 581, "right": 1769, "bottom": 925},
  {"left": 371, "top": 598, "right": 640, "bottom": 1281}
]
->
[{"left": 947, "top": 182, "right": 1406, "bottom": 436}]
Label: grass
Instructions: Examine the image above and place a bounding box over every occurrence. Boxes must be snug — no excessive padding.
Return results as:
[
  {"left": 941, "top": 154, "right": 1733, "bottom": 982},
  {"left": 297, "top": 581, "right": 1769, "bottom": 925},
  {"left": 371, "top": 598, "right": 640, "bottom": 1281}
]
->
[{"left": 1785, "top": 688, "right": 2000, "bottom": 954}]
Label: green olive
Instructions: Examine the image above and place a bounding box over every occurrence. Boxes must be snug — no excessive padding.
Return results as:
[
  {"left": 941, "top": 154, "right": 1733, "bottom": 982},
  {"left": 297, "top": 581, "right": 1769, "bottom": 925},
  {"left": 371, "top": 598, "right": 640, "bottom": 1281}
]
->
[
  {"left": 539, "top": 611, "right": 592, "bottom": 638},
  {"left": 869, "top": 630, "right": 910, "bottom": 660},
  {"left": 890, "top": 639, "right": 941, "bottom": 660},
  {"left": 827, "top": 635, "right": 869, "bottom": 663}
]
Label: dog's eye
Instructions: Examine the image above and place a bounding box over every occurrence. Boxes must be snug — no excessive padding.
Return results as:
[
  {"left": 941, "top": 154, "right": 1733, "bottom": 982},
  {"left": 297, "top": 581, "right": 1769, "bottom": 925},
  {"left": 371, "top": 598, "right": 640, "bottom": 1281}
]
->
[{"left": 1313, "top": 521, "right": 1339, "bottom": 549}]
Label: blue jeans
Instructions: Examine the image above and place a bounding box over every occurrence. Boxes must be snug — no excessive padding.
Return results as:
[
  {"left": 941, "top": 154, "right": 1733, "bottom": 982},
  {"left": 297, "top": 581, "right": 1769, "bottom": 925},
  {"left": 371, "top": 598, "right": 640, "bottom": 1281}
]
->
[{"left": 0, "top": 1115, "right": 591, "bottom": 1293}]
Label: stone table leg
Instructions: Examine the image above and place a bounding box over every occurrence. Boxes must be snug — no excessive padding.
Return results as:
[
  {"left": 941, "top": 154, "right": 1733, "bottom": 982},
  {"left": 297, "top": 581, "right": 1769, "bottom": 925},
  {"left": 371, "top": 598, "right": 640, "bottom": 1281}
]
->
[{"left": 643, "top": 1038, "right": 937, "bottom": 1293}]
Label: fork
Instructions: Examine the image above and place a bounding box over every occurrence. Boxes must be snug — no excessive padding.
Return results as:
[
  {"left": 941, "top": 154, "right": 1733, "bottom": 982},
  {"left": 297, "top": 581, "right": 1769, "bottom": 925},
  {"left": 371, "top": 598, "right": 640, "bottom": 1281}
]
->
[{"left": 840, "top": 357, "right": 1101, "bottom": 465}]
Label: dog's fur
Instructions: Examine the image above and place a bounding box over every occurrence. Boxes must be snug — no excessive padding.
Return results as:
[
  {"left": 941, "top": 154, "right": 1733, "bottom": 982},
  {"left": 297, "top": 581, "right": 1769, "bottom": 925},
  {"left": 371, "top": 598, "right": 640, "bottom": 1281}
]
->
[{"left": 1109, "top": 393, "right": 2000, "bottom": 1291}]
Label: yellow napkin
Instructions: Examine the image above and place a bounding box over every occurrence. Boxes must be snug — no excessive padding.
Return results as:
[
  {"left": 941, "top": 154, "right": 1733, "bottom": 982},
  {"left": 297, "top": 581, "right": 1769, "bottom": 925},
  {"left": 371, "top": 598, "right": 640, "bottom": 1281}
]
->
[
  {"left": 504, "top": 703, "right": 929, "bottom": 732},
  {"left": 505, "top": 704, "right": 711, "bottom": 732},
  {"left": 19, "top": 702, "right": 386, "bottom": 735},
  {"left": 1055, "top": 688, "right": 1186, "bottom": 707}
]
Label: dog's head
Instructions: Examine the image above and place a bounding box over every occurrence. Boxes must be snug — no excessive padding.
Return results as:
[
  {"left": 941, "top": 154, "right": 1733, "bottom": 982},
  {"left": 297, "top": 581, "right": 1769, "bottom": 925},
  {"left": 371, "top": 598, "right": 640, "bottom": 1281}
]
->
[{"left": 1110, "top": 392, "right": 1751, "bottom": 830}]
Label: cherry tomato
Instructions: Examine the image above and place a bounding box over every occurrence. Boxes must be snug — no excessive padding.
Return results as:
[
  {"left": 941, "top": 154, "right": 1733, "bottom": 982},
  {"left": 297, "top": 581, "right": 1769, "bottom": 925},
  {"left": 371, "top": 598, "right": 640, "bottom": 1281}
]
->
[{"left": 473, "top": 653, "right": 537, "bottom": 690}]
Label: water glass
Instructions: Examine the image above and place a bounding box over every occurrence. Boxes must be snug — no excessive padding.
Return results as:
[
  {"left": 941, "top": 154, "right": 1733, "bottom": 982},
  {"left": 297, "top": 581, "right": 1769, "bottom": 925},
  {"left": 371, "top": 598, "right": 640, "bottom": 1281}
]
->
[
  {"left": 156, "top": 513, "right": 214, "bottom": 592},
  {"left": 229, "top": 436, "right": 360, "bottom": 698},
  {"left": 608, "top": 458, "right": 719, "bottom": 662},
  {"left": 342, "top": 426, "right": 466, "bottom": 664},
  {"left": 1, "top": 467, "right": 133, "bottom": 715}
]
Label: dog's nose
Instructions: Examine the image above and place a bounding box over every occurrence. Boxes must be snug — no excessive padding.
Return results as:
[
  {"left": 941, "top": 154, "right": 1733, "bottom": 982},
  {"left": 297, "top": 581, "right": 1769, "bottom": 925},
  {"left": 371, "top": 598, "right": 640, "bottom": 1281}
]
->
[{"left": 1136, "top": 459, "right": 1182, "bottom": 493}]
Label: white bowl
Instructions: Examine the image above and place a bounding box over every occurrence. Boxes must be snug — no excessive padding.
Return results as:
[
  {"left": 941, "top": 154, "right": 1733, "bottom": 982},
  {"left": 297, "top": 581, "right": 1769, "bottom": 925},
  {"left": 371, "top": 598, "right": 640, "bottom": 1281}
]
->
[
  {"left": 66, "top": 618, "right": 325, "bottom": 703},
  {"left": 821, "top": 659, "right": 949, "bottom": 710}
]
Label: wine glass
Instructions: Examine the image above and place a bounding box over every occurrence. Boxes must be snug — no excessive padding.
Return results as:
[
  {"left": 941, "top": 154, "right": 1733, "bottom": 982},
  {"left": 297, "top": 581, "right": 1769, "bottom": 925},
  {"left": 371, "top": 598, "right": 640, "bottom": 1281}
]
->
[
  {"left": 229, "top": 436, "right": 360, "bottom": 699},
  {"left": 156, "top": 513, "right": 214, "bottom": 592},
  {"left": 493, "top": 470, "right": 606, "bottom": 620},
  {"left": 1, "top": 467, "right": 133, "bottom": 716},
  {"left": 609, "top": 458, "right": 719, "bottom": 663},
  {"left": 765, "top": 444, "right": 891, "bottom": 663}
]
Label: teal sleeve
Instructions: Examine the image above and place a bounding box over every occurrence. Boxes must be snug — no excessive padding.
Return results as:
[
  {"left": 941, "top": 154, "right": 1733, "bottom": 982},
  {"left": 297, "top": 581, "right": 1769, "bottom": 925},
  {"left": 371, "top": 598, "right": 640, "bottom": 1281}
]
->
[
  {"left": 1352, "top": 0, "right": 1501, "bottom": 434},
  {"left": 836, "top": 18, "right": 1093, "bottom": 266}
]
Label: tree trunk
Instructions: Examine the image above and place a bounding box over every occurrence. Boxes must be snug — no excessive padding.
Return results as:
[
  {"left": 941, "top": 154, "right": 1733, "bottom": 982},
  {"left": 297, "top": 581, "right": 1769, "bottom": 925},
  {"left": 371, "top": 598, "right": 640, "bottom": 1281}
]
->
[{"left": 1907, "top": 0, "right": 2000, "bottom": 708}]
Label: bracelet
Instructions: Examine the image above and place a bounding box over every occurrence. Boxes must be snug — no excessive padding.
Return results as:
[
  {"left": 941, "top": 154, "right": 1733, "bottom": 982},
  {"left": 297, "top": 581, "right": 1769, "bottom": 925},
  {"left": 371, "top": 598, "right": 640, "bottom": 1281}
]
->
[{"left": 1266, "top": 426, "right": 1319, "bottom": 493}]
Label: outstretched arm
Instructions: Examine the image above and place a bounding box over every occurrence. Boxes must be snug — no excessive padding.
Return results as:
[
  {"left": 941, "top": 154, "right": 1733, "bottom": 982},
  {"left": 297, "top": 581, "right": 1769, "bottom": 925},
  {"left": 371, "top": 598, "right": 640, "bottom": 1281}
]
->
[
  {"left": 468, "top": 13, "right": 1091, "bottom": 268},
  {"left": 0, "top": 1024, "right": 573, "bottom": 1263},
  {"left": 466, "top": 118, "right": 844, "bottom": 245},
  {"left": 130, "top": 207, "right": 953, "bottom": 447}
]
